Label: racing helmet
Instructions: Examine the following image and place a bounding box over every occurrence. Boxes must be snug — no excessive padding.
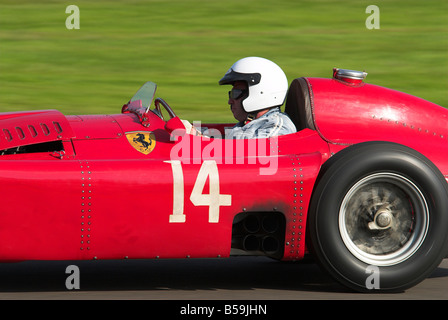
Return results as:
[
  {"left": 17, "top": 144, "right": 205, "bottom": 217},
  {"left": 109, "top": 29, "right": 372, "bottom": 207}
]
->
[{"left": 219, "top": 57, "right": 288, "bottom": 113}]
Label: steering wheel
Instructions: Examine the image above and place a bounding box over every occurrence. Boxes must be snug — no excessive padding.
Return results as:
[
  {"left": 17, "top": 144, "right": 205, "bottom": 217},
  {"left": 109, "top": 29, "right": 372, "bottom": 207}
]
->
[{"left": 154, "top": 98, "right": 177, "bottom": 121}]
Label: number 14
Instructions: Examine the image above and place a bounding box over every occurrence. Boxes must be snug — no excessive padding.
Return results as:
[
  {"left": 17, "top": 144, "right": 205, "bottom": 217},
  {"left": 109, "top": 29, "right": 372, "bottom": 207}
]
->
[{"left": 165, "top": 160, "right": 232, "bottom": 223}]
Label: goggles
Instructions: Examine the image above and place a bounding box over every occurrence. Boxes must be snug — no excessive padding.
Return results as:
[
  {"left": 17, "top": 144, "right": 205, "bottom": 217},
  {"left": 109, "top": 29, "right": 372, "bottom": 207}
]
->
[{"left": 228, "top": 88, "right": 248, "bottom": 100}]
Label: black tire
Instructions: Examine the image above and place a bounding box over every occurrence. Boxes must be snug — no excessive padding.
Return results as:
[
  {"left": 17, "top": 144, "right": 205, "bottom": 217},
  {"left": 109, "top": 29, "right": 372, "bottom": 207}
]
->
[{"left": 308, "top": 141, "right": 448, "bottom": 292}]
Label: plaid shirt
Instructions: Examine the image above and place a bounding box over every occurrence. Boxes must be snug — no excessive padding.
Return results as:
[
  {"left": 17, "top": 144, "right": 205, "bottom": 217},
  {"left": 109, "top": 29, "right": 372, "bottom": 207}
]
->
[{"left": 225, "top": 107, "right": 296, "bottom": 139}]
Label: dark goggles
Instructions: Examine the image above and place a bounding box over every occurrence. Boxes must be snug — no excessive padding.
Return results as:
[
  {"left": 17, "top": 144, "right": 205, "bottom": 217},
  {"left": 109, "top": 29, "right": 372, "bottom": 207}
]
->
[{"left": 228, "top": 88, "right": 248, "bottom": 100}]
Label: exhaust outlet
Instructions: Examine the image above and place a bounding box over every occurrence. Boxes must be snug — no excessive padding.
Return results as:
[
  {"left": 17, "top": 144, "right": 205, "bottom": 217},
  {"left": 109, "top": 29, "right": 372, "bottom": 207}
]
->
[
  {"left": 261, "top": 236, "right": 280, "bottom": 253},
  {"left": 244, "top": 215, "right": 260, "bottom": 233},
  {"left": 262, "top": 215, "right": 279, "bottom": 233},
  {"left": 231, "top": 211, "right": 285, "bottom": 259},
  {"left": 243, "top": 235, "right": 260, "bottom": 251}
]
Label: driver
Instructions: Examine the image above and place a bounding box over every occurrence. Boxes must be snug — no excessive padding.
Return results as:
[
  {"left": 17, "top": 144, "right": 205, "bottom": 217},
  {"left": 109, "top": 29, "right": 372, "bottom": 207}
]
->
[{"left": 218, "top": 57, "right": 296, "bottom": 139}]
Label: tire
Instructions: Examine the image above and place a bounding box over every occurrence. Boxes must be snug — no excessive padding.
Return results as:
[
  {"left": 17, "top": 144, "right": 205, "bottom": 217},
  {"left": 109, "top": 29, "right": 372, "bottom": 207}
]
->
[{"left": 308, "top": 141, "right": 448, "bottom": 292}]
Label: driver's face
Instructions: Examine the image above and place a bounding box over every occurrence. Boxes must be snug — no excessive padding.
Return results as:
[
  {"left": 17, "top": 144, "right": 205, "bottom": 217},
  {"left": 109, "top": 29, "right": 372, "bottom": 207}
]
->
[{"left": 228, "top": 81, "right": 248, "bottom": 122}]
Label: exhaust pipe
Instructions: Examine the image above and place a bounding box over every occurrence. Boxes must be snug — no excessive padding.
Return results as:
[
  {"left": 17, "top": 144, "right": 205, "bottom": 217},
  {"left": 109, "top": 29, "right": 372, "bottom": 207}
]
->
[
  {"left": 244, "top": 215, "right": 260, "bottom": 233},
  {"left": 261, "top": 236, "right": 280, "bottom": 254},
  {"left": 262, "top": 215, "right": 279, "bottom": 233},
  {"left": 243, "top": 235, "right": 260, "bottom": 251},
  {"left": 231, "top": 212, "right": 285, "bottom": 258}
]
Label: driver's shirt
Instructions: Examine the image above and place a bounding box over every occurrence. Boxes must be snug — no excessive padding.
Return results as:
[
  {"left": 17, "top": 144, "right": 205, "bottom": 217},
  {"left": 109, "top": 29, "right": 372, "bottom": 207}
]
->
[{"left": 225, "top": 107, "right": 296, "bottom": 139}]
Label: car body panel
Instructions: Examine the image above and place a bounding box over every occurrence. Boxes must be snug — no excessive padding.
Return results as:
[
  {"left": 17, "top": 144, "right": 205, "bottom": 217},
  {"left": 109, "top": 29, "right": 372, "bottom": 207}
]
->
[
  {"left": 0, "top": 113, "right": 328, "bottom": 261},
  {"left": 307, "top": 77, "right": 448, "bottom": 176},
  {"left": 0, "top": 73, "right": 446, "bottom": 264},
  {"left": 0, "top": 109, "right": 75, "bottom": 150}
]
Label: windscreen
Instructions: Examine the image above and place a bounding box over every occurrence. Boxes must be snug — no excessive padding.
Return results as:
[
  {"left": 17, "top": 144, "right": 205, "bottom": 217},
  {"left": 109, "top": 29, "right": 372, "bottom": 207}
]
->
[{"left": 130, "top": 81, "right": 157, "bottom": 111}]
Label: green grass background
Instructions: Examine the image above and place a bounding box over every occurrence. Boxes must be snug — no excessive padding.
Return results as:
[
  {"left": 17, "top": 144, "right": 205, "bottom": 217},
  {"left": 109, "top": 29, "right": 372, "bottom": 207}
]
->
[{"left": 0, "top": 0, "right": 447, "bottom": 122}]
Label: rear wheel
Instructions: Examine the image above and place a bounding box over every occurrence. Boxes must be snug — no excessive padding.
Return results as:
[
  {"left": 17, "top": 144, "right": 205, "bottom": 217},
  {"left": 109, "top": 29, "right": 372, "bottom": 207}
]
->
[{"left": 308, "top": 142, "right": 448, "bottom": 292}]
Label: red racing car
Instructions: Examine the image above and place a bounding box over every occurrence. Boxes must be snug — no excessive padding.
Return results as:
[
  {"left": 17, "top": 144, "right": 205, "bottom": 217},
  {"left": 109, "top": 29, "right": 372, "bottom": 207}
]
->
[{"left": 1, "top": 68, "right": 447, "bottom": 292}]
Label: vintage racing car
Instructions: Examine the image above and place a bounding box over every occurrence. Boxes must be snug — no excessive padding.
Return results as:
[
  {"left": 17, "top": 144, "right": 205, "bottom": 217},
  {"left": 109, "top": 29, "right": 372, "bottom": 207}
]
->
[{"left": 1, "top": 68, "right": 447, "bottom": 292}]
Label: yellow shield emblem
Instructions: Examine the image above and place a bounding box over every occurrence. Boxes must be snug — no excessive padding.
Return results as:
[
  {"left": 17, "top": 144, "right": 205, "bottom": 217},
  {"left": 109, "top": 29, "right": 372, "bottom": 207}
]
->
[{"left": 126, "top": 131, "right": 156, "bottom": 155}]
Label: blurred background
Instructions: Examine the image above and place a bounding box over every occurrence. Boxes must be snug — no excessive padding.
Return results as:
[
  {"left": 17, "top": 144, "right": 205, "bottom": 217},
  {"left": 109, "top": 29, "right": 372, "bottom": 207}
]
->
[{"left": 0, "top": 0, "right": 447, "bottom": 123}]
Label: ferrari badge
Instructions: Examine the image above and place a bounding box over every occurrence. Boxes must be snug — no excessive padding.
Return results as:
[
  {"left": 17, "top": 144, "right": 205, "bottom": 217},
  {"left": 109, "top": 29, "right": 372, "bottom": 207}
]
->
[{"left": 126, "top": 131, "right": 156, "bottom": 155}]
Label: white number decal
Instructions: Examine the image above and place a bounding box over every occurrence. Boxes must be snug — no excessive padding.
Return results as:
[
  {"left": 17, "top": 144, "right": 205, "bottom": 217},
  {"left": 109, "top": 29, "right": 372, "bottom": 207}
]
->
[
  {"left": 190, "top": 160, "right": 232, "bottom": 223},
  {"left": 168, "top": 160, "right": 185, "bottom": 223},
  {"left": 166, "top": 160, "right": 232, "bottom": 223}
]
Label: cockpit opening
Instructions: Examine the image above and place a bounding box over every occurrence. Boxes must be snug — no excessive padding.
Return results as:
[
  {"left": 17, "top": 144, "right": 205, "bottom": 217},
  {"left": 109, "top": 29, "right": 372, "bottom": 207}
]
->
[{"left": 0, "top": 140, "right": 64, "bottom": 156}]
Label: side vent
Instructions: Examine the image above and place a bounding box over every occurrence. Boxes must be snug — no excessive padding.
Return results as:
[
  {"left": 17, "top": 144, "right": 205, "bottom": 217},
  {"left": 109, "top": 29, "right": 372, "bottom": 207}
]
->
[
  {"left": 40, "top": 123, "right": 51, "bottom": 136},
  {"left": 2, "top": 129, "right": 12, "bottom": 142},
  {"left": 0, "top": 110, "right": 75, "bottom": 155},
  {"left": 28, "top": 125, "right": 38, "bottom": 137},
  {"left": 16, "top": 127, "right": 25, "bottom": 140}
]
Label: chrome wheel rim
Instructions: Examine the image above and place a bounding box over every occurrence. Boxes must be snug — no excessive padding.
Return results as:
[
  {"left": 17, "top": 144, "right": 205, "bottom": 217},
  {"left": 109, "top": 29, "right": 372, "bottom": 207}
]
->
[{"left": 339, "top": 173, "right": 429, "bottom": 266}]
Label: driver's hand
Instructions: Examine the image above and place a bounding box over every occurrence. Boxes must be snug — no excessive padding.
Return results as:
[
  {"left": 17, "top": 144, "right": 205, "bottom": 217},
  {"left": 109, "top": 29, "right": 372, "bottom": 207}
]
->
[
  {"left": 190, "top": 126, "right": 202, "bottom": 136},
  {"left": 181, "top": 119, "right": 202, "bottom": 136}
]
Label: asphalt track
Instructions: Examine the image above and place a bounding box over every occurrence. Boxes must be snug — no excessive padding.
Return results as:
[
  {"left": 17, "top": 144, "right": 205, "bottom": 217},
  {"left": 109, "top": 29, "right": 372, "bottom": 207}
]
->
[{"left": 0, "top": 257, "right": 446, "bottom": 301}]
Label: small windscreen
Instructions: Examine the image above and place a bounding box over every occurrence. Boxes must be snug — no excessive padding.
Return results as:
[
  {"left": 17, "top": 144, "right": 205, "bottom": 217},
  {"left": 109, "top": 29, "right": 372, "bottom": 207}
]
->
[{"left": 130, "top": 82, "right": 157, "bottom": 111}]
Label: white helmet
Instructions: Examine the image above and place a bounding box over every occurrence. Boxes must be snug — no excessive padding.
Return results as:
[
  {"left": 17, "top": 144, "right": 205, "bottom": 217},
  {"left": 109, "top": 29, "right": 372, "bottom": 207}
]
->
[{"left": 219, "top": 57, "right": 288, "bottom": 113}]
